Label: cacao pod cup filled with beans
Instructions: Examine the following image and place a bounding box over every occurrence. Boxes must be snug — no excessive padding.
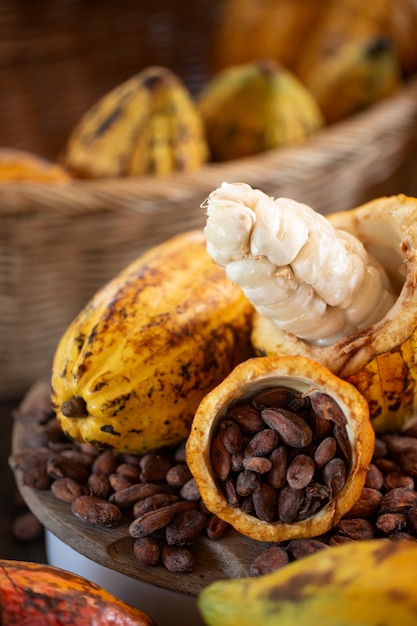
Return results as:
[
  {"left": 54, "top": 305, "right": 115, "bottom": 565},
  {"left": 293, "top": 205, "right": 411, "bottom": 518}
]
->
[{"left": 186, "top": 354, "right": 374, "bottom": 542}]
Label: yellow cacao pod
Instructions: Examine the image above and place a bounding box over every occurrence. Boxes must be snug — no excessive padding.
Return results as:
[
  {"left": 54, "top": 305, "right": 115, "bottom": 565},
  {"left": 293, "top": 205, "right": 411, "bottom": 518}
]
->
[
  {"left": 251, "top": 194, "right": 417, "bottom": 433},
  {"left": 0, "top": 148, "right": 70, "bottom": 183},
  {"left": 209, "top": 0, "right": 329, "bottom": 74},
  {"left": 210, "top": 0, "right": 417, "bottom": 82},
  {"left": 303, "top": 36, "right": 401, "bottom": 124},
  {"left": 51, "top": 230, "right": 254, "bottom": 454},
  {"left": 186, "top": 355, "right": 374, "bottom": 542},
  {"left": 60, "top": 66, "right": 209, "bottom": 178},
  {"left": 197, "top": 539, "right": 417, "bottom": 626},
  {"left": 295, "top": 0, "right": 417, "bottom": 81},
  {"left": 197, "top": 59, "right": 323, "bottom": 162}
]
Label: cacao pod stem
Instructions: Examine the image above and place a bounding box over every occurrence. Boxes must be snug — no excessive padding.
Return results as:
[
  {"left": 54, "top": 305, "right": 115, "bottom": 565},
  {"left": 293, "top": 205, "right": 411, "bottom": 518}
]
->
[{"left": 61, "top": 396, "right": 88, "bottom": 418}]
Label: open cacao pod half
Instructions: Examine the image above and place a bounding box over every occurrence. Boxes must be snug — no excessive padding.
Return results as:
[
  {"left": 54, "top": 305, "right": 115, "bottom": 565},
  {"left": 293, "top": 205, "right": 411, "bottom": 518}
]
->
[
  {"left": 251, "top": 194, "right": 417, "bottom": 433},
  {"left": 186, "top": 355, "right": 374, "bottom": 542}
]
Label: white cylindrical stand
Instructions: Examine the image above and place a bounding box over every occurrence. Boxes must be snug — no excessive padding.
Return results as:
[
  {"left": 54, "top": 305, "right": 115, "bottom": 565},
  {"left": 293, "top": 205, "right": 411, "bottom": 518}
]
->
[{"left": 45, "top": 530, "right": 205, "bottom": 626}]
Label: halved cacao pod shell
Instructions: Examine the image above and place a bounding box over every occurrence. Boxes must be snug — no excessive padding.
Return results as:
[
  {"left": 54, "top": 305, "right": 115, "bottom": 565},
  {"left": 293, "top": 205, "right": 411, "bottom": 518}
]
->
[
  {"left": 251, "top": 194, "right": 417, "bottom": 433},
  {"left": 186, "top": 355, "right": 374, "bottom": 542}
]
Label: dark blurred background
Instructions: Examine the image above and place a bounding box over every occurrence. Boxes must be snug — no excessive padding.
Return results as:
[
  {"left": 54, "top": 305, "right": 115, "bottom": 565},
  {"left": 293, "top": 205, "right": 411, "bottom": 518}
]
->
[{"left": 0, "top": 395, "right": 47, "bottom": 561}]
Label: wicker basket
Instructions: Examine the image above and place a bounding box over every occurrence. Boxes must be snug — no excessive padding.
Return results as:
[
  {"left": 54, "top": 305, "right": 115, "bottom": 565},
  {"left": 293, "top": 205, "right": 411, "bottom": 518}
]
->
[{"left": 2, "top": 0, "right": 417, "bottom": 398}]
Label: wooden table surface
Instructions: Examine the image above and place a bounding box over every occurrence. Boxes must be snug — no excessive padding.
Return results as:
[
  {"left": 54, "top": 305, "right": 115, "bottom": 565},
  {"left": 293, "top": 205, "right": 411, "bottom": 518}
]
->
[{"left": 10, "top": 383, "right": 268, "bottom": 597}]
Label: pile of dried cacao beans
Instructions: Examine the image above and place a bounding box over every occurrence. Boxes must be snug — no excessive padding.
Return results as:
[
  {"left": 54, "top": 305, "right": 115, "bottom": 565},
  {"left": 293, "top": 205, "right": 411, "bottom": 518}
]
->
[
  {"left": 8, "top": 395, "right": 417, "bottom": 577},
  {"left": 210, "top": 386, "right": 352, "bottom": 525}
]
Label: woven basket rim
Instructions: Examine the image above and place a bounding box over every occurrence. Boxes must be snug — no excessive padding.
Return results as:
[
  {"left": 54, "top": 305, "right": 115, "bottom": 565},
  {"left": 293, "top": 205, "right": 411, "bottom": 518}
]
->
[{"left": 1, "top": 74, "right": 417, "bottom": 218}]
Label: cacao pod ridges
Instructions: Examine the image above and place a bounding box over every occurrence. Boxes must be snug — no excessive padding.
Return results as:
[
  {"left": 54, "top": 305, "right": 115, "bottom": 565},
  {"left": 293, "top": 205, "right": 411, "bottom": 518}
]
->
[
  {"left": 51, "top": 230, "right": 254, "bottom": 454},
  {"left": 198, "top": 539, "right": 417, "bottom": 626},
  {"left": 197, "top": 59, "right": 324, "bottom": 162},
  {"left": 60, "top": 65, "right": 209, "bottom": 178},
  {"left": 303, "top": 36, "right": 401, "bottom": 124}
]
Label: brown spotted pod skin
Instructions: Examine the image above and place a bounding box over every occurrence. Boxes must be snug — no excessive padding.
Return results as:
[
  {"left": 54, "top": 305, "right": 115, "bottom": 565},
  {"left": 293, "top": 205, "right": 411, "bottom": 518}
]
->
[
  {"left": 0, "top": 559, "right": 155, "bottom": 625},
  {"left": 51, "top": 230, "right": 253, "bottom": 454}
]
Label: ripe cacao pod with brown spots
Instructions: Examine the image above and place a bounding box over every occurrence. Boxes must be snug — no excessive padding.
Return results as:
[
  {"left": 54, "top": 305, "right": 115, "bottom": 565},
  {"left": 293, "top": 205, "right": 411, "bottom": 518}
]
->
[
  {"left": 51, "top": 230, "right": 253, "bottom": 454},
  {"left": 198, "top": 539, "right": 417, "bottom": 626}
]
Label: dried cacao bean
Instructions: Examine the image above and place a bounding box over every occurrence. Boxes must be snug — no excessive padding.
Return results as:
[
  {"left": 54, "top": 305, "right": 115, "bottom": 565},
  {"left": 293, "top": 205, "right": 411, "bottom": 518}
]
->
[
  {"left": 47, "top": 455, "right": 89, "bottom": 484},
  {"left": 133, "top": 493, "right": 180, "bottom": 518},
  {"left": 223, "top": 477, "right": 240, "bottom": 507},
  {"left": 374, "top": 458, "right": 400, "bottom": 475},
  {"left": 314, "top": 437, "right": 337, "bottom": 468},
  {"left": 380, "top": 487, "right": 417, "bottom": 514},
  {"left": 287, "top": 538, "right": 328, "bottom": 560},
  {"left": 8, "top": 448, "right": 51, "bottom": 472},
  {"left": 333, "top": 424, "right": 351, "bottom": 460},
  {"left": 383, "top": 471, "right": 414, "bottom": 491},
  {"left": 286, "top": 454, "right": 315, "bottom": 490},
  {"left": 261, "top": 408, "right": 313, "bottom": 448},
  {"left": 166, "top": 464, "right": 193, "bottom": 487},
  {"left": 161, "top": 544, "right": 194, "bottom": 573},
  {"left": 236, "top": 470, "right": 260, "bottom": 497},
  {"left": 111, "top": 482, "right": 176, "bottom": 508},
  {"left": 253, "top": 483, "right": 278, "bottom": 522},
  {"left": 179, "top": 477, "right": 201, "bottom": 502},
  {"left": 51, "top": 477, "right": 89, "bottom": 503},
  {"left": 252, "top": 386, "right": 304, "bottom": 411},
  {"left": 376, "top": 512, "right": 407, "bottom": 534},
  {"left": 328, "top": 534, "right": 356, "bottom": 546},
  {"left": 249, "top": 546, "right": 289, "bottom": 575},
  {"left": 336, "top": 518, "right": 374, "bottom": 540},
  {"left": 228, "top": 404, "right": 265, "bottom": 434},
  {"left": 219, "top": 419, "right": 243, "bottom": 454},
  {"left": 71, "top": 495, "right": 122, "bottom": 527},
  {"left": 91, "top": 450, "right": 118, "bottom": 476},
  {"left": 133, "top": 537, "right": 161, "bottom": 567},
  {"left": 116, "top": 462, "right": 141, "bottom": 483},
  {"left": 242, "top": 456, "right": 272, "bottom": 474},
  {"left": 210, "top": 434, "right": 231, "bottom": 481},
  {"left": 322, "top": 457, "right": 346, "bottom": 495},
  {"left": 22, "top": 465, "right": 52, "bottom": 490},
  {"left": 87, "top": 473, "right": 112, "bottom": 499},
  {"left": 278, "top": 486, "right": 304, "bottom": 523},
  {"left": 266, "top": 446, "right": 287, "bottom": 489},
  {"left": 165, "top": 509, "right": 208, "bottom": 546},
  {"left": 140, "top": 452, "right": 172, "bottom": 483},
  {"left": 108, "top": 473, "right": 134, "bottom": 492},
  {"left": 343, "top": 487, "right": 383, "bottom": 519},
  {"left": 12, "top": 511, "right": 43, "bottom": 542},
  {"left": 309, "top": 392, "right": 346, "bottom": 426},
  {"left": 129, "top": 501, "right": 197, "bottom": 539},
  {"left": 364, "top": 463, "right": 384, "bottom": 491},
  {"left": 244, "top": 429, "right": 279, "bottom": 457},
  {"left": 206, "top": 515, "right": 229, "bottom": 539}
]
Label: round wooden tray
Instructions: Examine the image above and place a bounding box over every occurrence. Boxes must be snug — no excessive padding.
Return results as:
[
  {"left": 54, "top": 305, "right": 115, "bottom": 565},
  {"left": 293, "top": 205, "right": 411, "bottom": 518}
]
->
[{"left": 11, "top": 381, "right": 268, "bottom": 597}]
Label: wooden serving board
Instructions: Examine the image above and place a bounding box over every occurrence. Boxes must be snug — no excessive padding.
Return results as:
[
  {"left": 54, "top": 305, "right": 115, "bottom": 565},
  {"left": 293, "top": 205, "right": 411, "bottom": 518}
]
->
[{"left": 11, "top": 381, "right": 268, "bottom": 597}]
